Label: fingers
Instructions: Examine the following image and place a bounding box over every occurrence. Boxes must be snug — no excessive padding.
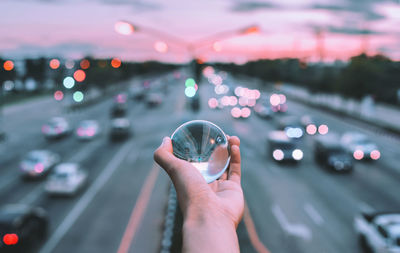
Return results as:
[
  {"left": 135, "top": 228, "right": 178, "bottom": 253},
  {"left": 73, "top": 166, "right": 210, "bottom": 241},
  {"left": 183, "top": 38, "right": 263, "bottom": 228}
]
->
[
  {"left": 227, "top": 136, "right": 241, "bottom": 183},
  {"left": 154, "top": 136, "right": 207, "bottom": 193}
]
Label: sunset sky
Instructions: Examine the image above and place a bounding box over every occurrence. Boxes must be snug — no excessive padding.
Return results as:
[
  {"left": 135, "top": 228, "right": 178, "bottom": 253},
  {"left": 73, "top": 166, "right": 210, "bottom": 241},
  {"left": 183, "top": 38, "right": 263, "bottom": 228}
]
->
[{"left": 1, "top": 0, "right": 399, "bottom": 63}]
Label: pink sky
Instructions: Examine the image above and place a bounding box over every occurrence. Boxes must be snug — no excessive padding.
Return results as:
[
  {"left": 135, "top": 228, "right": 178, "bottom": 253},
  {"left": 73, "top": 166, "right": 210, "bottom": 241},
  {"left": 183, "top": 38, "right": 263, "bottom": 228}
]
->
[{"left": 1, "top": 0, "right": 399, "bottom": 63}]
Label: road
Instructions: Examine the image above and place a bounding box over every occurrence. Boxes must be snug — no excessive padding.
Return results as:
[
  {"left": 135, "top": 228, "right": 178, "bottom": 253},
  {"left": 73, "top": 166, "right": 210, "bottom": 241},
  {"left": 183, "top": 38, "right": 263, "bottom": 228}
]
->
[{"left": 1, "top": 69, "right": 399, "bottom": 253}]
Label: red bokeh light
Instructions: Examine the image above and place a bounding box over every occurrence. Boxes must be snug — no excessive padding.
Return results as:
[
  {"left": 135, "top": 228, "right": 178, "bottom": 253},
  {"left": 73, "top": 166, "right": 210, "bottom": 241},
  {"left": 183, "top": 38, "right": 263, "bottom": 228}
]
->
[
  {"left": 73, "top": 70, "right": 86, "bottom": 82},
  {"left": 370, "top": 150, "right": 381, "bottom": 160},
  {"left": 54, "top": 90, "right": 64, "bottom": 101},
  {"left": 231, "top": 107, "right": 241, "bottom": 118},
  {"left": 3, "top": 234, "right": 19, "bottom": 245},
  {"left": 80, "top": 59, "right": 90, "bottom": 69},
  {"left": 49, "top": 59, "right": 60, "bottom": 69},
  {"left": 111, "top": 58, "right": 122, "bottom": 68},
  {"left": 208, "top": 98, "right": 218, "bottom": 109},
  {"left": 318, "top": 124, "right": 329, "bottom": 135},
  {"left": 241, "top": 107, "right": 251, "bottom": 118},
  {"left": 3, "top": 60, "right": 14, "bottom": 71},
  {"left": 353, "top": 150, "right": 364, "bottom": 160},
  {"left": 306, "top": 124, "right": 317, "bottom": 135}
]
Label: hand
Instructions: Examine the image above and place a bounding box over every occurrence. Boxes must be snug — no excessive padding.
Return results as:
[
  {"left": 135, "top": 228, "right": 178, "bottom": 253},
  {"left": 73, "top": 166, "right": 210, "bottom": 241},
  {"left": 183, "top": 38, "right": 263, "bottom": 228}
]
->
[
  {"left": 154, "top": 135, "right": 244, "bottom": 226},
  {"left": 154, "top": 135, "right": 243, "bottom": 253}
]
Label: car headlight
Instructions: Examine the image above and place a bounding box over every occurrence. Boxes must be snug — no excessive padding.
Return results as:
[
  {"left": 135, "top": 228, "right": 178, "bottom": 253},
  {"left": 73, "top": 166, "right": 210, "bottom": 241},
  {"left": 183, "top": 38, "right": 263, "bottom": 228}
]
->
[
  {"left": 292, "top": 149, "right": 303, "bottom": 160},
  {"left": 273, "top": 149, "right": 284, "bottom": 161}
]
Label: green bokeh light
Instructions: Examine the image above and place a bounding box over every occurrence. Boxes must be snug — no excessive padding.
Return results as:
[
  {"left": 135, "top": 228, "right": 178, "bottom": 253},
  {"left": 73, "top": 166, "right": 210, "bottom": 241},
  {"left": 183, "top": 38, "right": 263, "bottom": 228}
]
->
[{"left": 73, "top": 91, "right": 84, "bottom": 102}]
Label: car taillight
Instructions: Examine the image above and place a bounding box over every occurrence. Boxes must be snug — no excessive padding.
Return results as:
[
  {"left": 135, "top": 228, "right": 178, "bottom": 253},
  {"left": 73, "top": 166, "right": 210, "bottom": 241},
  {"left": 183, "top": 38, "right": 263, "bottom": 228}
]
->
[
  {"left": 370, "top": 150, "right": 380, "bottom": 160},
  {"left": 42, "top": 125, "right": 49, "bottom": 133},
  {"left": 77, "top": 128, "right": 84, "bottom": 136},
  {"left": 3, "top": 233, "right": 18, "bottom": 245},
  {"left": 353, "top": 150, "right": 364, "bottom": 160}
]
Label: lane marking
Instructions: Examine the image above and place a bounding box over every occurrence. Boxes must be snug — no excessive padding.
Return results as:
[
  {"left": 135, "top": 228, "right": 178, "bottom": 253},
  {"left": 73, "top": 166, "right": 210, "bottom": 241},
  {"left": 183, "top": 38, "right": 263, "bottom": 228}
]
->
[
  {"left": 39, "top": 141, "right": 135, "bottom": 253},
  {"left": 271, "top": 204, "right": 312, "bottom": 241},
  {"left": 304, "top": 203, "right": 324, "bottom": 226},
  {"left": 116, "top": 163, "right": 159, "bottom": 253},
  {"left": 243, "top": 202, "right": 271, "bottom": 253}
]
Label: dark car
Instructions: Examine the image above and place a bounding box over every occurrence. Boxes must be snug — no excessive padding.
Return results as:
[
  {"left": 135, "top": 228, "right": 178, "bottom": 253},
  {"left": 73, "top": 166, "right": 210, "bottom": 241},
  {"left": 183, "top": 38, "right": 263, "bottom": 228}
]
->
[
  {"left": 110, "top": 103, "right": 127, "bottom": 118},
  {"left": 0, "top": 204, "right": 48, "bottom": 253},
  {"left": 314, "top": 135, "right": 353, "bottom": 172},
  {"left": 145, "top": 93, "right": 163, "bottom": 108},
  {"left": 278, "top": 116, "right": 304, "bottom": 139},
  {"left": 130, "top": 86, "right": 146, "bottom": 101},
  {"left": 267, "top": 131, "right": 303, "bottom": 163},
  {"left": 110, "top": 118, "right": 131, "bottom": 141}
]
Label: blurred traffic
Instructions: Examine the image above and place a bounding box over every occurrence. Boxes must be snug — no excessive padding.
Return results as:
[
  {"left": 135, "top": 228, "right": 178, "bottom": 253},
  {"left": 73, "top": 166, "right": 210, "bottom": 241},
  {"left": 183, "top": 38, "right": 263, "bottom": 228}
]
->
[{"left": 1, "top": 0, "right": 400, "bottom": 252}]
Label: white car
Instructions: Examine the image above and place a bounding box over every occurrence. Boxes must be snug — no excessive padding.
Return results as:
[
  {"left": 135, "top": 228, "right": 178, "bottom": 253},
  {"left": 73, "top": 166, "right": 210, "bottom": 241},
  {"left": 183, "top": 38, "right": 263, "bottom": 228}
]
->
[
  {"left": 42, "top": 117, "right": 71, "bottom": 139},
  {"left": 355, "top": 212, "right": 400, "bottom": 253},
  {"left": 76, "top": 120, "right": 100, "bottom": 140},
  {"left": 20, "top": 150, "right": 60, "bottom": 178},
  {"left": 45, "top": 163, "right": 88, "bottom": 196}
]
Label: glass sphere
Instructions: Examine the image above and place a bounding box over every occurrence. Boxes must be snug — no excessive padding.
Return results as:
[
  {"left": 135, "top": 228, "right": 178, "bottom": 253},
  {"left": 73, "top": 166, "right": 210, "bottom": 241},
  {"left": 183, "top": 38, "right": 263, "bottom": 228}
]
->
[{"left": 171, "top": 120, "right": 230, "bottom": 183}]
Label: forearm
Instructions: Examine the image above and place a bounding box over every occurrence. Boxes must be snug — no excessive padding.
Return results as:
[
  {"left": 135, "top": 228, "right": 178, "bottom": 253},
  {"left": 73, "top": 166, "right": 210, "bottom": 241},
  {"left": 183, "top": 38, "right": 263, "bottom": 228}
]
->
[{"left": 182, "top": 208, "right": 240, "bottom": 253}]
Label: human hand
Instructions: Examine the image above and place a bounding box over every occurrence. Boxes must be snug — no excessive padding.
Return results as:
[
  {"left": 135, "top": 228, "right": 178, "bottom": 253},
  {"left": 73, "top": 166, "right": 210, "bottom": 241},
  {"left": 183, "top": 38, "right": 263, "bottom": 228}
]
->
[{"left": 154, "top": 135, "right": 244, "bottom": 228}]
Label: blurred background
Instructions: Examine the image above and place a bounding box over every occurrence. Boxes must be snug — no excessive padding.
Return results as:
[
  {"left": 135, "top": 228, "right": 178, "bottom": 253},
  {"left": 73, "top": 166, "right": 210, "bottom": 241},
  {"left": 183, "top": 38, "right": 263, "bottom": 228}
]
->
[{"left": 1, "top": 0, "right": 400, "bottom": 253}]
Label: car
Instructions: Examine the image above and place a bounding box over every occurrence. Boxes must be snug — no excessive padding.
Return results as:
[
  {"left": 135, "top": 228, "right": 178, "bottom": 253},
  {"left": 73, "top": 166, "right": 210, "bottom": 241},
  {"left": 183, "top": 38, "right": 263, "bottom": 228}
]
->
[
  {"left": 278, "top": 116, "right": 304, "bottom": 139},
  {"left": 76, "top": 120, "right": 100, "bottom": 140},
  {"left": 341, "top": 132, "right": 381, "bottom": 161},
  {"left": 45, "top": 163, "right": 88, "bottom": 196},
  {"left": 0, "top": 204, "right": 48, "bottom": 253},
  {"left": 110, "top": 118, "right": 131, "bottom": 141},
  {"left": 267, "top": 131, "right": 303, "bottom": 163},
  {"left": 130, "top": 86, "right": 146, "bottom": 101},
  {"left": 355, "top": 212, "right": 400, "bottom": 253},
  {"left": 145, "top": 93, "right": 163, "bottom": 108},
  {"left": 41, "top": 117, "right": 71, "bottom": 139},
  {"left": 314, "top": 134, "right": 353, "bottom": 172},
  {"left": 19, "top": 150, "right": 60, "bottom": 179},
  {"left": 114, "top": 93, "right": 128, "bottom": 104},
  {"left": 110, "top": 103, "right": 128, "bottom": 118}
]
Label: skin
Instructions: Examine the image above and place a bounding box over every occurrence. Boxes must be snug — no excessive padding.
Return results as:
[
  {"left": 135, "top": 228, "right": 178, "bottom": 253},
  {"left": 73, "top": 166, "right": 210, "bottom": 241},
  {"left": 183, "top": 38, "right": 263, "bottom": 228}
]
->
[{"left": 154, "top": 136, "right": 244, "bottom": 253}]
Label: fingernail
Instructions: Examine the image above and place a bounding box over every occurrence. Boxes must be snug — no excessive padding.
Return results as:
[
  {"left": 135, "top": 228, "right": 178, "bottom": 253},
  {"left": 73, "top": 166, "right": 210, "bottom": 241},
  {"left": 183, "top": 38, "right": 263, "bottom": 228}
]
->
[{"left": 162, "top": 137, "right": 169, "bottom": 144}]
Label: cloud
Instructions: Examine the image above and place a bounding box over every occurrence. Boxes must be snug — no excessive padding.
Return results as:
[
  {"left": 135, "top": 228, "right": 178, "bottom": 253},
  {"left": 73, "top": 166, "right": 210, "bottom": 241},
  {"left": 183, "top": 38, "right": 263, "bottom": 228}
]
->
[
  {"left": 95, "top": 0, "right": 163, "bottom": 11},
  {"left": 230, "top": 1, "right": 278, "bottom": 12},
  {"left": 327, "top": 26, "right": 385, "bottom": 35}
]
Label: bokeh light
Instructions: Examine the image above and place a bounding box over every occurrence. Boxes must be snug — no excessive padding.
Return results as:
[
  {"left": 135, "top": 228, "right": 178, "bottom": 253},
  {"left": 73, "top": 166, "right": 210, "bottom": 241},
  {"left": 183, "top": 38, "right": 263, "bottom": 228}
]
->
[
  {"left": 270, "top": 94, "right": 281, "bottom": 106},
  {"left": 231, "top": 107, "right": 241, "bottom": 118},
  {"left": 353, "top": 150, "right": 364, "bottom": 160},
  {"left": 49, "top": 59, "right": 60, "bottom": 69},
  {"left": 292, "top": 149, "right": 304, "bottom": 160},
  {"left": 154, "top": 41, "right": 168, "bottom": 53},
  {"left": 80, "top": 59, "right": 90, "bottom": 69},
  {"left": 318, "top": 124, "right": 329, "bottom": 135},
  {"left": 73, "top": 70, "right": 86, "bottom": 82},
  {"left": 185, "top": 78, "right": 195, "bottom": 87},
  {"left": 370, "top": 150, "right": 381, "bottom": 160},
  {"left": 115, "top": 21, "right": 135, "bottom": 35},
  {"left": 273, "top": 149, "right": 284, "bottom": 161},
  {"left": 65, "top": 60, "right": 75, "bottom": 69},
  {"left": 208, "top": 98, "right": 218, "bottom": 109},
  {"left": 63, "top": 76, "right": 75, "bottom": 89},
  {"left": 306, "top": 124, "right": 317, "bottom": 135},
  {"left": 241, "top": 107, "right": 251, "bottom": 118},
  {"left": 54, "top": 90, "right": 64, "bottom": 101},
  {"left": 73, "top": 91, "right": 84, "bottom": 102},
  {"left": 185, "top": 86, "right": 196, "bottom": 97},
  {"left": 3, "top": 233, "right": 18, "bottom": 245},
  {"left": 111, "top": 58, "right": 122, "bottom": 68},
  {"left": 3, "top": 60, "right": 14, "bottom": 71}
]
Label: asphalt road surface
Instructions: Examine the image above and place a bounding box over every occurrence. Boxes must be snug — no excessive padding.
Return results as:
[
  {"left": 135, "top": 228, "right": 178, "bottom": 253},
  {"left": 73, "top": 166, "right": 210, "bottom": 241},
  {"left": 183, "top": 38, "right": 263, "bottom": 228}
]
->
[{"left": 1, "top": 69, "right": 399, "bottom": 253}]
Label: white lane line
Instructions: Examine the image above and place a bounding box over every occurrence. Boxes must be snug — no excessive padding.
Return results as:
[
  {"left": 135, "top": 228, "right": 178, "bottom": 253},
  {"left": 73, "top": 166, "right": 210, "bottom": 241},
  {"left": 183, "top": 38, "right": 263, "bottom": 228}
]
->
[
  {"left": 39, "top": 141, "right": 136, "bottom": 253},
  {"left": 304, "top": 203, "right": 324, "bottom": 226},
  {"left": 271, "top": 204, "right": 312, "bottom": 241},
  {"left": 358, "top": 202, "right": 375, "bottom": 213},
  {"left": 18, "top": 139, "right": 104, "bottom": 205}
]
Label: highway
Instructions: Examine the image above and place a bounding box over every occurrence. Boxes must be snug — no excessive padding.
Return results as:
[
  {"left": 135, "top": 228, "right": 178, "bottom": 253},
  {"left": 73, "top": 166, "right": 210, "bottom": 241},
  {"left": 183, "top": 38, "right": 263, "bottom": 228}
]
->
[{"left": 1, "top": 69, "right": 399, "bottom": 253}]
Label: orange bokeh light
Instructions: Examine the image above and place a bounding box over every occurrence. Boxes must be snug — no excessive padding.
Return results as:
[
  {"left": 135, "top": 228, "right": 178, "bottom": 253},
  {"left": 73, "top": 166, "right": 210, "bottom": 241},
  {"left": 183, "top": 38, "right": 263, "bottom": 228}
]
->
[
  {"left": 242, "top": 26, "right": 260, "bottom": 35},
  {"left": 49, "top": 59, "right": 60, "bottom": 69},
  {"left": 80, "top": 59, "right": 90, "bottom": 69},
  {"left": 111, "top": 58, "right": 122, "bottom": 68},
  {"left": 3, "top": 60, "right": 14, "bottom": 71},
  {"left": 73, "top": 69, "right": 86, "bottom": 82}
]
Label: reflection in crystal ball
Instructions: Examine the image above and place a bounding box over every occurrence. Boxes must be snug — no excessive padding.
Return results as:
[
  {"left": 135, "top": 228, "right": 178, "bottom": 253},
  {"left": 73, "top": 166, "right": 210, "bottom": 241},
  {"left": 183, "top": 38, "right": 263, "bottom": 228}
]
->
[{"left": 171, "top": 120, "right": 230, "bottom": 183}]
